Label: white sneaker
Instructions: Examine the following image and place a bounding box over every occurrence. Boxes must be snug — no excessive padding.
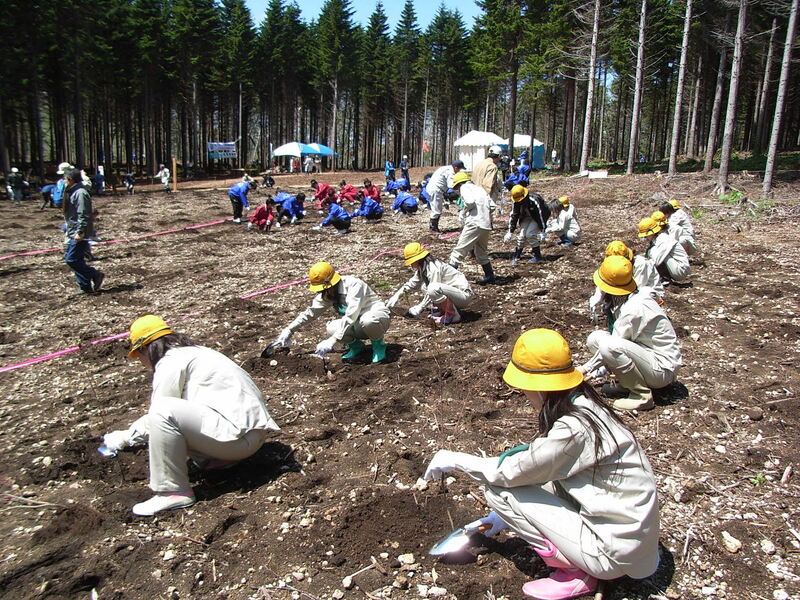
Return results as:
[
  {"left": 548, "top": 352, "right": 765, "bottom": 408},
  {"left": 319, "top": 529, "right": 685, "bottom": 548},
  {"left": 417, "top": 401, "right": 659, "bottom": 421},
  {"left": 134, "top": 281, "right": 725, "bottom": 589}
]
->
[
  {"left": 232, "top": 218, "right": 242, "bottom": 223},
  {"left": 132, "top": 492, "right": 195, "bottom": 516},
  {"left": 275, "top": 221, "right": 281, "bottom": 228}
]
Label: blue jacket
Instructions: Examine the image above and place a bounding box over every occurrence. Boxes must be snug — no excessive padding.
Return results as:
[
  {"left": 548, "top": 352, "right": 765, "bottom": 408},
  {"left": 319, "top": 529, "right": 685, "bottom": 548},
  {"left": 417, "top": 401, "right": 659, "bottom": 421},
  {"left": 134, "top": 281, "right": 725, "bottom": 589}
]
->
[
  {"left": 53, "top": 179, "right": 66, "bottom": 206},
  {"left": 321, "top": 203, "right": 351, "bottom": 227},
  {"left": 353, "top": 197, "right": 384, "bottom": 218},
  {"left": 276, "top": 192, "right": 305, "bottom": 218},
  {"left": 504, "top": 164, "right": 531, "bottom": 187},
  {"left": 418, "top": 178, "right": 431, "bottom": 207},
  {"left": 228, "top": 182, "right": 251, "bottom": 207},
  {"left": 385, "top": 178, "right": 409, "bottom": 193},
  {"left": 392, "top": 191, "right": 417, "bottom": 211}
]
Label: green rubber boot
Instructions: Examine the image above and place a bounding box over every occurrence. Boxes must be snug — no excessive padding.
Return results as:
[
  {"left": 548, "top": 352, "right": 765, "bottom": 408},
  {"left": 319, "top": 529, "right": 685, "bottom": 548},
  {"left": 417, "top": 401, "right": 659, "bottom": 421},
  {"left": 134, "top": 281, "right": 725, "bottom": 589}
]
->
[
  {"left": 371, "top": 339, "right": 388, "bottom": 363},
  {"left": 342, "top": 340, "right": 365, "bottom": 360}
]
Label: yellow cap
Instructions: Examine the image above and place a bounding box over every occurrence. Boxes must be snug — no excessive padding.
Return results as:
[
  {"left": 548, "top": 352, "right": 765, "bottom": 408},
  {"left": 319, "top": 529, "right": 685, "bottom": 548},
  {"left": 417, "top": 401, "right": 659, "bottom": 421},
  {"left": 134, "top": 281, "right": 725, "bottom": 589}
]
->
[
  {"left": 593, "top": 255, "right": 637, "bottom": 295},
  {"left": 651, "top": 210, "right": 667, "bottom": 225},
  {"left": 452, "top": 171, "right": 470, "bottom": 187},
  {"left": 637, "top": 216, "right": 662, "bottom": 237},
  {"left": 308, "top": 261, "right": 341, "bottom": 292},
  {"left": 502, "top": 329, "right": 584, "bottom": 391},
  {"left": 669, "top": 199, "right": 680, "bottom": 210},
  {"left": 403, "top": 242, "right": 429, "bottom": 266},
  {"left": 558, "top": 196, "right": 570, "bottom": 206},
  {"left": 605, "top": 240, "right": 633, "bottom": 262},
  {"left": 511, "top": 185, "right": 529, "bottom": 202},
  {"left": 129, "top": 315, "right": 173, "bottom": 357}
]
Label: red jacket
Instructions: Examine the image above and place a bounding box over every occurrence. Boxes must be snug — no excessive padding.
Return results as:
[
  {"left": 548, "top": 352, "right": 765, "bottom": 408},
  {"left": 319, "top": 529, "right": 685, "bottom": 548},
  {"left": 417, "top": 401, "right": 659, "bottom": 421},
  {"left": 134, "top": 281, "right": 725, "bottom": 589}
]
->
[
  {"left": 313, "top": 183, "right": 334, "bottom": 209},
  {"left": 249, "top": 204, "right": 275, "bottom": 226},
  {"left": 362, "top": 184, "right": 380, "bottom": 202},
  {"left": 338, "top": 184, "right": 359, "bottom": 203}
]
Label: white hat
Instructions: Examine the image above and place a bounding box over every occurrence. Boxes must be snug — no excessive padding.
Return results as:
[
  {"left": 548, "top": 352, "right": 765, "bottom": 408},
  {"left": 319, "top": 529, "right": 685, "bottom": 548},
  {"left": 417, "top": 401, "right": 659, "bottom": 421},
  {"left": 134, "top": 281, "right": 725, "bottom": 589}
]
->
[
  {"left": 56, "top": 162, "right": 71, "bottom": 174},
  {"left": 403, "top": 155, "right": 408, "bottom": 159},
  {"left": 10, "top": 167, "right": 18, "bottom": 173}
]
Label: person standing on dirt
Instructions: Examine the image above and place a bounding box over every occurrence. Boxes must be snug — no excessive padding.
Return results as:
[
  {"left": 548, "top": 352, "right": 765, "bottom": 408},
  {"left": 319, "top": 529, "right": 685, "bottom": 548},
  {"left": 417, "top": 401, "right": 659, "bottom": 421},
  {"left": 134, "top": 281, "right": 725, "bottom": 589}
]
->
[
  {"left": 637, "top": 216, "right": 690, "bottom": 284},
  {"left": 386, "top": 242, "right": 474, "bottom": 325},
  {"left": 425, "top": 160, "right": 464, "bottom": 233},
  {"left": 578, "top": 255, "right": 681, "bottom": 411},
  {"left": 659, "top": 200, "right": 697, "bottom": 255},
  {"left": 62, "top": 167, "right": 104, "bottom": 294},
  {"left": 123, "top": 171, "right": 135, "bottom": 195},
  {"left": 449, "top": 172, "right": 496, "bottom": 285},
  {"left": 503, "top": 184, "right": 549, "bottom": 265},
  {"left": 101, "top": 315, "right": 280, "bottom": 516},
  {"left": 6, "top": 167, "right": 25, "bottom": 204},
  {"left": 399, "top": 155, "right": 410, "bottom": 182},
  {"left": 471, "top": 145, "right": 503, "bottom": 205},
  {"left": 423, "top": 328, "right": 659, "bottom": 600},
  {"left": 272, "top": 262, "right": 390, "bottom": 363},
  {"left": 52, "top": 162, "right": 71, "bottom": 208},
  {"left": 228, "top": 179, "right": 254, "bottom": 223},
  {"left": 384, "top": 159, "right": 395, "bottom": 181},
  {"left": 155, "top": 163, "right": 171, "bottom": 193},
  {"left": 590, "top": 241, "right": 663, "bottom": 322},
  {"left": 545, "top": 196, "right": 581, "bottom": 246}
]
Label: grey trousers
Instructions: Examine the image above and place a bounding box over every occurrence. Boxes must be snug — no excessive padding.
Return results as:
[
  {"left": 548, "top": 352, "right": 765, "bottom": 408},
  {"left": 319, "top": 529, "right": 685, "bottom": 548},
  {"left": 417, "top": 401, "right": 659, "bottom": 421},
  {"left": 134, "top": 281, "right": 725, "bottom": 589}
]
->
[
  {"left": 426, "top": 282, "right": 474, "bottom": 307},
  {"left": 449, "top": 223, "right": 491, "bottom": 266},
  {"left": 429, "top": 190, "right": 444, "bottom": 218},
  {"left": 484, "top": 483, "right": 626, "bottom": 580},
  {"left": 515, "top": 218, "right": 542, "bottom": 249},
  {"left": 325, "top": 306, "right": 390, "bottom": 344},
  {"left": 586, "top": 331, "right": 675, "bottom": 389},
  {"left": 148, "top": 396, "right": 266, "bottom": 492}
]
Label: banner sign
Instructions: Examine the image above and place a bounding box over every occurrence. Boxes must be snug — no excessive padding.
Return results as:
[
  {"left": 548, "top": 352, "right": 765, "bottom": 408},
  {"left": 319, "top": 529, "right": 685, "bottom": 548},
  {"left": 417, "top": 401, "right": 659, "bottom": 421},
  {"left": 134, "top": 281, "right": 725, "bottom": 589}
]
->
[{"left": 207, "top": 142, "right": 237, "bottom": 159}]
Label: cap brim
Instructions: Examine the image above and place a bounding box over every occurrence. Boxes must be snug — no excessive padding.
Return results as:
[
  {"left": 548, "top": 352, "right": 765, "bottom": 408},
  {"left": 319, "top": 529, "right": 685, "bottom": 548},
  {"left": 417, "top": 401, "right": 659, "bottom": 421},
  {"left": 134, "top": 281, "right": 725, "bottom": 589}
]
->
[
  {"left": 308, "top": 271, "right": 341, "bottom": 292},
  {"left": 502, "top": 361, "right": 584, "bottom": 392},
  {"left": 404, "top": 250, "right": 429, "bottom": 266},
  {"left": 593, "top": 269, "right": 637, "bottom": 295}
]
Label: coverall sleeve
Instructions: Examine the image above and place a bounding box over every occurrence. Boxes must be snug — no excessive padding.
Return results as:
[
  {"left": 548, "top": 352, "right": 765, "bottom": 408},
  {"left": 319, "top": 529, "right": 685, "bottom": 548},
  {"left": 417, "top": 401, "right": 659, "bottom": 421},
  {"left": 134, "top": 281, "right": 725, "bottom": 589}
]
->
[
  {"left": 394, "top": 271, "right": 423, "bottom": 297},
  {"left": 286, "top": 295, "right": 330, "bottom": 333}
]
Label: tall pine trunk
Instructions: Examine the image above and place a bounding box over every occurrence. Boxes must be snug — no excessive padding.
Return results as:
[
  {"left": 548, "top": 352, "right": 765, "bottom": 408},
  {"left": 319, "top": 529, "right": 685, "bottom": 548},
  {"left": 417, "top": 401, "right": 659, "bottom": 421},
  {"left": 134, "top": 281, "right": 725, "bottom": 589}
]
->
[
  {"left": 626, "top": 0, "right": 647, "bottom": 175},
  {"left": 703, "top": 16, "right": 730, "bottom": 173},
  {"left": 579, "top": 0, "right": 601, "bottom": 172},
  {"left": 668, "top": 0, "right": 693, "bottom": 176},
  {"left": 753, "top": 18, "right": 777, "bottom": 154}
]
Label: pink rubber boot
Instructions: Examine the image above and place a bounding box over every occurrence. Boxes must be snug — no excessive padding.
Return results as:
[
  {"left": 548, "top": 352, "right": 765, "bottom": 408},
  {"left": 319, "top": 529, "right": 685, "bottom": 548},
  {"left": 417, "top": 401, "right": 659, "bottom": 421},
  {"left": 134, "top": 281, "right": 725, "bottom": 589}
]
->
[
  {"left": 430, "top": 298, "right": 460, "bottom": 324},
  {"left": 522, "top": 539, "right": 598, "bottom": 600}
]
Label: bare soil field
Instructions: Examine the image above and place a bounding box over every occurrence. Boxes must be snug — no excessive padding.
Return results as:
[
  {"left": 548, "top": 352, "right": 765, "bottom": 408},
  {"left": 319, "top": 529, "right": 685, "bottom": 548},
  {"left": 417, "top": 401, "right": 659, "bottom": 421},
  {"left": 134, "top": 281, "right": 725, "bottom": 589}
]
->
[{"left": 0, "top": 168, "right": 798, "bottom": 600}]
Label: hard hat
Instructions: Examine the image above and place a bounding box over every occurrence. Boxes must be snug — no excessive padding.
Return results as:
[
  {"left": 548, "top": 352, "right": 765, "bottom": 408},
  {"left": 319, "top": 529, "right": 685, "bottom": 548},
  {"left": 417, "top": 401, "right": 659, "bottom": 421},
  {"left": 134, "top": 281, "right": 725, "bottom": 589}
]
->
[
  {"left": 605, "top": 240, "right": 633, "bottom": 262},
  {"left": 651, "top": 210, "right": 667, "bottom": 224},
  {"left": 488, "top": 145, "right": 501, "bottom": 157},
  {"left": 669, "top": 199, "right": 680, "bottom": 210},
  {"left": 593, "top": 255, "right": 637, "bottom": 295},
  {"left": 403, "top": 242, "right": 429, "bottom": 266},
  {"left": 56, "top": 162, "right": 71, "bottom": 174},
  {"left": 502, "top": 329, "right": 584, "bottom": 392},
  {"left": 511, "top": 184, "right": 529, "bottom": 202},
  {"left": 10, "top": 167, "right": 18, "bottom": 173},
  {"left": 452, "top": 172, "right": 470, "bottom": 187},
  {"left": 308, "top": 261, "right": 341, "bottom": 292},
  {"left": 558, "top": 196, "right": 570, "bottom": 206},
  {"left": 128, "top": 315, "right": 173, "bottom": 358},
  {"left": 638, "top": 216, "right": 663, "bottom": 237}
]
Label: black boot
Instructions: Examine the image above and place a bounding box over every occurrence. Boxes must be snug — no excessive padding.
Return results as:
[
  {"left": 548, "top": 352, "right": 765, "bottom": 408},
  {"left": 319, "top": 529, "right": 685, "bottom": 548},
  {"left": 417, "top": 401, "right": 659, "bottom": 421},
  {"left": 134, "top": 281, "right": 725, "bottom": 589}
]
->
[
  {"left": 429, "top": 217, "right": 440, "bottom": 233},
  {"left": 529, "top": 246, "right": 543, "bottom": 263},
  {"left": 477, "top": 262, "right": 495, "bottom": 285},
  {"left": 511, "top": 247, "right": 523, "bottom": 265}
]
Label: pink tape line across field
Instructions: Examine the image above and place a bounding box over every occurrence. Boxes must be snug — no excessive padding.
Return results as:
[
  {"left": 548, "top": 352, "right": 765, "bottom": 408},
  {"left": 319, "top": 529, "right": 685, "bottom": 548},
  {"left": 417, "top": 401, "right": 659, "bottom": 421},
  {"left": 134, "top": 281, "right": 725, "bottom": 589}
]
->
[
  {"left": 0, "top": 232, "right": 459, "bottom": 374},
  {"left": 0, "top": 218, "right": 230, "bottom": 262}
]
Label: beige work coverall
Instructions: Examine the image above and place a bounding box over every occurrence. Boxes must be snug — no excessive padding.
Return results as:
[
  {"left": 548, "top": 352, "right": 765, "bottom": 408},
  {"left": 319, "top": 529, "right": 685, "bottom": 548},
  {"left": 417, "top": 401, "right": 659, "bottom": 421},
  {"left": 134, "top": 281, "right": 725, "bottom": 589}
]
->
[{"left": 449, "top": 182, "right": 495, "bottom": 267}]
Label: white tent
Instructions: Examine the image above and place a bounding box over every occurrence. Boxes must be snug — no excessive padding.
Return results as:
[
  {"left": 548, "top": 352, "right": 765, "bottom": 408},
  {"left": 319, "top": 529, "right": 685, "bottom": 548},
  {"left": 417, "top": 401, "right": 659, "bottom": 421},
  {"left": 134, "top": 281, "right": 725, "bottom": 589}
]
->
[
  {"left": 273, "top": 142, "right": 315, "bottom": 157},
  {"left": 503, "top": 134, "right": 546, "bottom": 168},
  {"left": 453, "top": 130, "right": 505, "bottom": 170}
]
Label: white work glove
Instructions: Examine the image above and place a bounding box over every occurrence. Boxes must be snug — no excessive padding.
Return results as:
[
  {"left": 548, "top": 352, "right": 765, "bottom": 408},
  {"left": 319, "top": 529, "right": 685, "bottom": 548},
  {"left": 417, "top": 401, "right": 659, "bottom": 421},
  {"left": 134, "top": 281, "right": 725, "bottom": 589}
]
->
[
  {"left": 386, "top": 293, "right": 401, "bottom": 309},
  {"left": 423, "top": 450, "right": 461, "bottom": 480},
  {"left": 290, "top": 216, "right": 298, "bottom": 224},
  {"left": 311, "top": 225, "right": 322, "bottom": 231},
  {"left": 588, "top": 366, "right": 609, "bottom": 379},
  {"left": 464, "top": 511, "right": 508, "bottom": 537},
  {"left": 503, "top": 231, "right": 512, "bottom": 244},
  {"left": 539, "top": 231, "right": 547, "bottom": 242},
  {"left": 315, "top": 336, "right": 337, "bottom": 358},
  {"left": 407, "top": 303, "right": 426, "bottom": 317},
  {"left": 103, "top": 430, "right": 132, "bottom": 453},
  {"left": 276, "top": 328, "right": 293, "bottom": 347}
]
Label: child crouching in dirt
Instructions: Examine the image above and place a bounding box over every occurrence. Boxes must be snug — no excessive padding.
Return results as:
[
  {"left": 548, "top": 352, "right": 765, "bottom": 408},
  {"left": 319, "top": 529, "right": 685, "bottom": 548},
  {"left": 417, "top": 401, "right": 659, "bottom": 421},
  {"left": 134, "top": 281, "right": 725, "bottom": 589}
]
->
[
  {"left": 423, "top": 328, "right": 660, "bottom": 600},
  {"left": 386, "top": 242, "right": 473, "bottom": 324},
  {"left": 101, "top": 315, "right": 280, "bottom": 516},
  {"left": 248, "top": 196, "right": 277, "bottom": 232},
  {"left": 271, "top": 262, "right": 391, "bottom": 363},
  {"left": 313, "top": 195, "right": 352, "bottom": 234},
  {"left": 545, "top": 196, "right": 581, "bottom": 246},
  {"left": 637, "top": 216, "right": 690, "bottom": 284},
  {"left": 351, "top": 192, "right": 384, "bottom": 222},
  {"left": 276, "top": 192, "right": 306, "bottom": 225}
]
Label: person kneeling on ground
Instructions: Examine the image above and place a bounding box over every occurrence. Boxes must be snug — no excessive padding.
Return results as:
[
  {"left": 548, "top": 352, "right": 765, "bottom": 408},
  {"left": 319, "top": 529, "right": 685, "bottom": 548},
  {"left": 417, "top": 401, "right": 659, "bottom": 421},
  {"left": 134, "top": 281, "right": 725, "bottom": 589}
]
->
[
  {"left": 659, "top": 199, "right": 697, "bottom": 255},
  {"left": 637, "top": 216, "right": 690, "bottom": 284},
  {"left": 392, "top": 189, "right": 419, "bottom": 215},
  {"left": 579, "top": 255, "right": 681, "bottom": 411},
  {"left": 272, "top": 262, "right": 390, "bottom": 363},
  {"left": 248, "top": 196, "right": 276, "bottom": 232},
  {"left": 228, "top": 179, "right": 255, "bottom": 223},
  {"left": 276, "top": 192, "right": 306, "bottom": 225},
  {"left": 386, "top": 242, "right": 473, "bottom": 324},
  {"left": 352, "top": 192, "right": 384, "bottom": 222},
  {"left": 449, "top": 172, "right": 497, "bottom": 284},
  {"left": 545, "top": 196, "right": 581, "bottom": 246},
  {"left": 338, "top": 180, "right": 360, "bottom": 205},
  {"left": 102, "top": 315, "right": 280, "bottom": 516},
  {"left": 503, "top": 184, "right": 549, "bottom": 265},
  {"left": 423, "top": 328, "right": 660, "bottom": 600},
  {"left": 313, "top": 195, "right": 352, "bottom": 234}
]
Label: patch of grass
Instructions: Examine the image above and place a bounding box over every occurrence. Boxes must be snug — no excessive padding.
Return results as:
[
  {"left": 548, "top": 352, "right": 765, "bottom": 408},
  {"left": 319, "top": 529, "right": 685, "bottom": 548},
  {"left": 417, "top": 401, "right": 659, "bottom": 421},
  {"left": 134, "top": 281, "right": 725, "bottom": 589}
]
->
[
  {"left": 690, "top": 208, "right": 705, "bottom": 220},
  {"left": 370, "top": 279, "right": 392, "bottom": 290},
  {"left": 753, "top": 197, "right": 775, "bottom": 215},
  {"left": 749, "top": 473, "right": 767, "bottom": 486},
  {"left": 719, "top": 190, "right": 745, "bottom": 205}
]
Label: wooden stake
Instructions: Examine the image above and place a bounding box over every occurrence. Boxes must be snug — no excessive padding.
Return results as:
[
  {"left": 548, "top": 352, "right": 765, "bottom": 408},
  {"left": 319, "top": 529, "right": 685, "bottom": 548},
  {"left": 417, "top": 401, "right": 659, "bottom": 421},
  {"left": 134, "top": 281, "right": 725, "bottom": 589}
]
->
[{"left": 171, "top": 156, "right": 177, "bottom": 192}]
